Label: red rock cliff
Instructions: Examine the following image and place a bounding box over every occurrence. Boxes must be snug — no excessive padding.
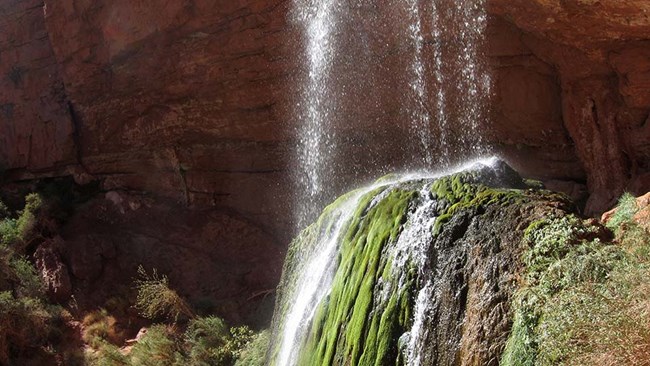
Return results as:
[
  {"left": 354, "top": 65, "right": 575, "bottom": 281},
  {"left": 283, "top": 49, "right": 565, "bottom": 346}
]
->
[{"left": 1, "top": 0, "right": 649, "bottom": 239}]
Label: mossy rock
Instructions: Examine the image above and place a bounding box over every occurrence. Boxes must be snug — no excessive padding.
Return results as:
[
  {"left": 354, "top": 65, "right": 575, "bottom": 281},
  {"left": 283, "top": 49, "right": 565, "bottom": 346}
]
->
[{"left": 269, "top": 160, "right": 578, "bottom": 366}]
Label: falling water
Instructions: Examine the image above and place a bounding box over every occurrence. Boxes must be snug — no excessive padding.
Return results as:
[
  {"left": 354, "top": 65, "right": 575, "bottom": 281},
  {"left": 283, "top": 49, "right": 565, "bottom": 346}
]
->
[
  {"left": 275, "top": 191, "right": 359, "bottom": 366},
  {"left": 405, "top": 0, "right": 434, "bottom": 168},
  {"left": 283, "top": 0, "right": 494, "bottom": 363},
  {"left": 293, "top": 0, "right": 339, "bottom": 229},
  {"left": 272, "top": 158, "right": 501, "bottom": 366},
  {"left": 452, "top": 0, "right": 491, "bottom": 154},
  {"left": 275, "top": 173, "right": 425, "bottom": 366},
  {"left": 293, "top": 0, "right": 492, "bottom": 227},
  {"left": 430, "top": 0, "right": 450, "bottom": 162}
]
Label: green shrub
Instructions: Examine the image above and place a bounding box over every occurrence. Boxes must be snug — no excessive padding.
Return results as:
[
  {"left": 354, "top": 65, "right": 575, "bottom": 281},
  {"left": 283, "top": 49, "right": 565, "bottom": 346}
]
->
[
  {"left": 234, "top": 330, "right": 270, "bottom": 366},
  {"left": 185, "top": 316, "right": 231, "bottom": 365},
  {"left": 502, "top": 215, "right": 621, "bottom": 366},
  {"left": 0, "top": 291, "right": 53, "bottom": 364},
  {"left": 85, "top": 340, "right": 130, "bottom": 366},
  {"left": 0, "top": 200, "right": 8, "bottom": 220},
  {"left": 0, "top": 193, "right": 46, "bottom": 251},
  {"left": 83, "top": 309, "right": 124, "bottom": 349},
  {"left": 130, "top": 325, "right": 183, "bottom": 366},
  {"left": 503, "top": 194, "right": 650, "bottom": 365},
  {"left": 228, "top": 326, "right": 255, "bottom": 359},
  {"left": 133, "top": 266, "right": 194, "bottom": 322},
  {"left": 15, "top": 193, "right": 44, "bottom": 249},
  {"left": 9, "top": 256, "right": 44, "bottom": 298},
  {"left": 184, "top": 317, "right": 254, "bottom": 365},
  {"left": 0, "top": 219, "right": 18, "bottom": 246}
]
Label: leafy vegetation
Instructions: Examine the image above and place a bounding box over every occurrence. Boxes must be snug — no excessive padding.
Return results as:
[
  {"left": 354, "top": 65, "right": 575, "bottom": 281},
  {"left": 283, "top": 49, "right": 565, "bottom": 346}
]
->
[
  {"left": 0, "top": 189, "right": 267, "bottom": 366},
  {"left": 83, "top": 309, "right": 124, "bottom": 348},
  {"left": 234, "top": 330, "right": 270, "bottom": 366},
  {"left": 502, "top": 192, "right": 650, "bottom": 365},
  {"left": 0, "top": 196, "right": 73, "bottom": 364},
  {"left": 84, "top": 267, "right": 264, "bottom": 366}
]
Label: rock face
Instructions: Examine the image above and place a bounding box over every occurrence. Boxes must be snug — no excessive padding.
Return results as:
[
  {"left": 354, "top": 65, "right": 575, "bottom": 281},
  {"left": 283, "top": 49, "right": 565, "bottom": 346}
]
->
[
  {"left": 58, "top": 190, "right": 285, "bottom": 325},
  {"left": 268, "top": 160, "right": 576, "bottom": 365},
  {"left": 489, "top": 0, "right": 650, "bottom": 214},
  {"left": 0, "top": 0, "right": 76, "bottom": 172},
  {"left": 0, "top": 1, "right": 648, "bottom": 269}
]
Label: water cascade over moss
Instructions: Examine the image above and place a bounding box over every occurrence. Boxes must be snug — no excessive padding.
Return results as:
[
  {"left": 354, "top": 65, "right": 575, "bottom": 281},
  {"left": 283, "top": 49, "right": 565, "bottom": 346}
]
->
[{"left": 268, "top": 159, "right": 577, "bottom": 366}]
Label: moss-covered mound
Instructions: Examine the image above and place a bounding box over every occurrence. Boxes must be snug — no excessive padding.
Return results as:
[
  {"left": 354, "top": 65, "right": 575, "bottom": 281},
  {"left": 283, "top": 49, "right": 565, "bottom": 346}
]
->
[{"left": 268, "top": 160, "right": 578, "bottom": 366}]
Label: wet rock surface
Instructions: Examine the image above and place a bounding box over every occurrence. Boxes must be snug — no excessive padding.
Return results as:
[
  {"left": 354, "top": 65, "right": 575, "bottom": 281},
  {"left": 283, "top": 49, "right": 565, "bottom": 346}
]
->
[{"left": 269, "top": 161, "right": 576, "bottom": 365}]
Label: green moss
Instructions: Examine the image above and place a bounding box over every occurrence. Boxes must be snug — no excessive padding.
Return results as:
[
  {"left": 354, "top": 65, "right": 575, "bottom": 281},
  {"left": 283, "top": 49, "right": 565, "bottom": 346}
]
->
[
  {"left": 430, "top": 173, "right": 528, "bottom": 236},
  {"left": 269, "top": 187, "right": 387, "bottom": 360},
  {"left": 271, "top": 166, "right": 543, "bottom": 365},
  {"left": 296, "top": 188, "right": 416, "bottom": 366}
]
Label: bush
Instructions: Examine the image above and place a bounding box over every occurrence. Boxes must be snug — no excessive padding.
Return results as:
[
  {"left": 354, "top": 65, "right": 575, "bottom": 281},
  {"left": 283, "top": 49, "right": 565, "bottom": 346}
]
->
[
  {"left": 15, "top": 193, "right": 45, "bottom": 250},
  {"left": 0, "top": 219, "right": 18, "bottom": 247},
  {"left": 184, "top": 317, "right": 254, "bottom": 365},
  {"left": 9, "top": 256, "right": 44, "bottom": 298},
  {"left": 0, "top": 291, "right": 53, "bottom": 363},
  {"left": 606, "top": 192, "right": 639, "bottom": 231},
  {"left": 0, "top": 193, "right": 46, "bottom": 251},
  {"left": 83, "top": 309, "right": 124, "bottom": 348},
  {"left": 234, "top": 330, "right": 270, "bottom": 366},
  {"left": 185, "top": 316, "right": 231, "bottom": 365},
  {"left": 0, "top": 200, "right": 8, "bottom": 220},
  {"left": 85, "top": 340, "right": 130, "bottom": 366},
  {"left": 133, "top": 266, "right": 194, "bottom": 322},
  {"left": 502, "top": 215, "right": 621, "bottom": 366},
  {"left": 503, "top": 195, "right": 650, "bottom": 366},
  {"left": 130, "top": 325, "right": 183, "bottom": 366}
]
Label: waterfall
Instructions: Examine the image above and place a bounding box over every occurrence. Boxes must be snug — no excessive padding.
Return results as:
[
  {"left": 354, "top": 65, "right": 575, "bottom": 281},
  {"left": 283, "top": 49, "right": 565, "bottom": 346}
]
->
[
  {"left": 274, "top": 173, "right": 424, "bottom": 366},
  {"left": 270, "top": 158, "right": 504, "bottom": 366},
  {"left": 282, "top": 0, "right": 494, "bottom": 364},
  {"left": 405, "top": 0, "right": 434, "bottom": 168},
  {"left": 453, "top": 0, "right": 491, "bottom": 155},
  {"left": 275, "top": 192, "right": 358, "bottom": 366},
  {"left": 292, "top": 0, "right": 492, "bottom": 229},
  {"left": 293, "top": 0, "right": 340, "bottom": 229},
  {"left": 431, "top": 0, "right": 450, "bottom": 162}
]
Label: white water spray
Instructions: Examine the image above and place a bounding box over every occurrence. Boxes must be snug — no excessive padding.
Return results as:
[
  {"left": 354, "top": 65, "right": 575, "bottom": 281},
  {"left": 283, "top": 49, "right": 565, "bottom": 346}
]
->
[
  {"left": 453, "top": 0, "right": 491, "bottom": 154},
  {"left": 284, "top": 0, "right": 495, "bottom": 362},
  {"left": 405, "top": 0, "right": 433, "bottom": 168},
  {"left": 294, "top": 0, "right": 340, "bottom": 228},
  {"left": 431, "top": 0, "right": 450, "bottom": 162}
]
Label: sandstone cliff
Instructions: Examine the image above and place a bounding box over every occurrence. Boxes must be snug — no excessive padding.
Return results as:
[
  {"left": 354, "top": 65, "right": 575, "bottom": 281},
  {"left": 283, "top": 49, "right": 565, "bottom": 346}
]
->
[{"left": 0, "top": 0, "right": 648, "bottom": 241}]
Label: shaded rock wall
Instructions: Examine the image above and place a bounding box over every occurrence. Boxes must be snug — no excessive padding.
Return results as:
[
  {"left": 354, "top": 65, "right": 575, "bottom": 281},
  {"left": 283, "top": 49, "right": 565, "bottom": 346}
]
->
[
  {"left": 0, "top": 0, "right": 648, "bottom": 240},
  {"left": 0, "top": 0, "right": 76, "bottom": 171},
  {"left": 490, "top": 0, "right": 650, "bottom": 214}
]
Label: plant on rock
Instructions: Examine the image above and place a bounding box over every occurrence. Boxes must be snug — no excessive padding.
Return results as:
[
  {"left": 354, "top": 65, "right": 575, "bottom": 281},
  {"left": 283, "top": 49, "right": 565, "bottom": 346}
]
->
[{"left": 133, "top": 266, "right": 194, "bottom": 322}]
